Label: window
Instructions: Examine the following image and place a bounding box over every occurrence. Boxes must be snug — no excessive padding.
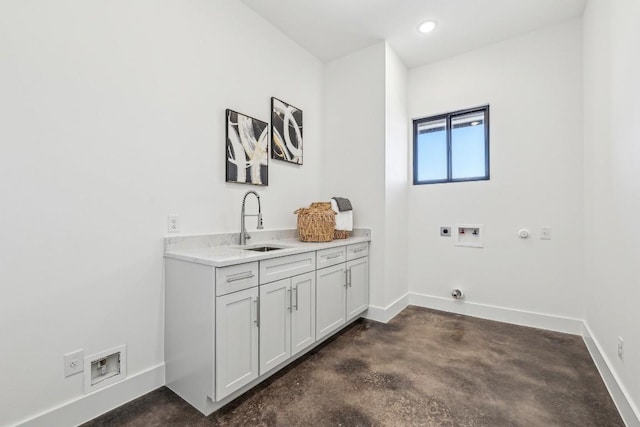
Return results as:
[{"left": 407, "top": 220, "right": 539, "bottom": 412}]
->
[{"left": 413, "top": 106, "right": 489, "bottom": 185}]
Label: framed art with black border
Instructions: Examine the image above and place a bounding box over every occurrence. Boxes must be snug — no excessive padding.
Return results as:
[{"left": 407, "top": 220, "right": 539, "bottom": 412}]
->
[{"left": 226, "top": 109, "right": 269, "bottom": 186}]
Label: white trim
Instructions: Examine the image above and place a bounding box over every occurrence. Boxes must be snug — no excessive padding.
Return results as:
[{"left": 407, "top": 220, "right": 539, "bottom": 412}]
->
[
  {"left": 365, "top": 293, "right": 410, "bottom": 323},
  {"left": 15, "top": 363, "right": 165, "bottom": 427},
  {"left": 408, "top": 292, "right": 583, "bottom": 335},
  {"left": 582, "top": 323, "right": 640, "bottom": 427}
]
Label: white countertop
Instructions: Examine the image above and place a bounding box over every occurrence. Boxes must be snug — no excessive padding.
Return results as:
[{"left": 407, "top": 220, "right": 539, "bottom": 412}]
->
[{"left": 164, "top": 234, "right": 370, "bottom": 267}]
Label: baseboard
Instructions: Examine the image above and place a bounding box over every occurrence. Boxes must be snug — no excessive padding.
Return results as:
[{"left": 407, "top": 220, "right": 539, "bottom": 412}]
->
[
  {"left": 15, "top": 363, "right": 165, "bottom": 427},
  {"left": 582, "top": 323, "right": 640, "bottom": 427},
  {"left": 409, "top": 292, "right": 583, "bottom": 335},
  {"left": 365, "top": 293, "right": 409, "bottom": 323}
]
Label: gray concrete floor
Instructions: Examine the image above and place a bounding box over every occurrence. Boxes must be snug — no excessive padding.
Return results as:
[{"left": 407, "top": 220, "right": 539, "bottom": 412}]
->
[{"left": 83, "top": 306, "right": 623, "bottom": 426}]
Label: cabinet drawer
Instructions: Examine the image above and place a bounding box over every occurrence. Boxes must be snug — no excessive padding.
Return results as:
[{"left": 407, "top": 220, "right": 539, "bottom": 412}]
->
[
  {"left": 259, "top": 252, "right": 316, "bottom": 284},
  {"left": 316, "top": 246, "right": 347, "bottom": 269},
  {"left": 347, "top": 243, "right": 368, "bottom": 261},
  {"left": 216, "top": 262, "right": 259, "bottom": 296}
]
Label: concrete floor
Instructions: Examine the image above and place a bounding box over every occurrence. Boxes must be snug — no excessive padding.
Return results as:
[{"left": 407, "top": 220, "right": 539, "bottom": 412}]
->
[{"left": 84, "top": 306, "right": 623, "bottom": 426}]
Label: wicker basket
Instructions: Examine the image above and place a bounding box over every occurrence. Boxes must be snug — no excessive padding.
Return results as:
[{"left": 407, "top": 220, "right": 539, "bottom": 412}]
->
[
  {"left": 310, "top": 202, "right": 350, "bottom": 239},
  {"left": 294, "top": 203, "right": 336, "bottom": 242},
  {"left": 334, "top": 229, "right": 350, "bottom": 239}
]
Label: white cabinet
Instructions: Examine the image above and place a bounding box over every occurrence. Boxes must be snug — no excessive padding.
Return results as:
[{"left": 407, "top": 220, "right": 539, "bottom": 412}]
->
[
  {"left": 346, "top": 257, "right": 369, "bottom": 321},
  {"left": 215, "top": 286, "right": 259, "bottom": 400},
  {"left": 316, "top": 243, "right": 369, "bottom": 339},
  {"left": 316, "top": 263, "right": 347, "bottom": 340},
  {"left": 260, "top": 271, "right": 316, "bottom": 375},
  {"left": 165, "top": 239, "right": 368, "bottom": 416},
  {"left": 291, "top": 272, "right": 316, "bottom": 356},
  {"left": 260, "top": 252, "right": 315, "bottom": 284},
  {"left": 259, "top": 279, "right": 291, "bottom": 374}
]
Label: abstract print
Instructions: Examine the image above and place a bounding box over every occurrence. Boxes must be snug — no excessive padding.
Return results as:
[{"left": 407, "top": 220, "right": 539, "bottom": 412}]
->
[
  {"left": 226, "top": 109, "right": 269, "bottom": 185},
  {"left": 271, "top": 97, "right": 303, "bottom": 165}
]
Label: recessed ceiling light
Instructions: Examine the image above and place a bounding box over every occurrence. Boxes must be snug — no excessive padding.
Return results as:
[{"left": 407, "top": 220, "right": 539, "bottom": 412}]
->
[{"left": 418, "top": 21, "right": 437, "bottom": 34}]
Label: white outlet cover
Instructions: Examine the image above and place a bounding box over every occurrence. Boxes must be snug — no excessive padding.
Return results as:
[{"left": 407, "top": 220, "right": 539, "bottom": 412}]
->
[
  {"left": 168, "top": 215, "right": 180, "bottom": 233},
  {"left": 618, "top": 336, "right": 624, "bottom": 360},
  {"left": 64, "top": 349, "right": 84, "bottom": 377}
]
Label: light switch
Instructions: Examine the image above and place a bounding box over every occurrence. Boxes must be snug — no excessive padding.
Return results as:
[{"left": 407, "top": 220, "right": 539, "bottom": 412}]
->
[{"left": 541, "top": 226, "right": 551, "bottom": 240}]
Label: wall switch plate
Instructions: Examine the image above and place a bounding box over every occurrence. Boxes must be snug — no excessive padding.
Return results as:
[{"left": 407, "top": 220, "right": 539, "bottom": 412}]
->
[
  {"left": 64, "top": 349, "right": 84, "bottom": 377},
  {"left": 618, "top": 336, "right": 624, "bottom": 360},
  {"left": 168, "top": 215, "right": 180, "bottom": 233},
  {"left": 440, "top": 226, "right": 451, "bottom": 237},
  {"left": 541, "top": 226, "right": 551, "bottom": 240}
]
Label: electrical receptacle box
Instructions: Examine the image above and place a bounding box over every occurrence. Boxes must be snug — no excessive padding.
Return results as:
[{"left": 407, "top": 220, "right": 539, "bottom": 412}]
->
[
  {"left": 618, "top": 337, "right": 624, "bottom": 360},
  {"left": 84, "top": 345, "right": 127, "bottom": 392},
  {"left": 168, "top": 215, "right": 180, "bottom": 233},
  {"left": 64, "top": 349, "right": 84, "bottom": 377},
  {"left": 456, "top": 224, "right": 484, "bottom": 248}
]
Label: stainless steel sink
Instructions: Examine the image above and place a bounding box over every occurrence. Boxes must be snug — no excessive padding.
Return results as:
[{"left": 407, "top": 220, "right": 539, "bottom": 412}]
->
[{"left": 243, "top": 245, "right": 286, "bottom": 252}]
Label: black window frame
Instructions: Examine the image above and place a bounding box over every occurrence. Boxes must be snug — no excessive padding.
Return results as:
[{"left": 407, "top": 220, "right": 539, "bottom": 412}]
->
[{"left": 413, "top": 105, "right": 490, "bottom": 185}]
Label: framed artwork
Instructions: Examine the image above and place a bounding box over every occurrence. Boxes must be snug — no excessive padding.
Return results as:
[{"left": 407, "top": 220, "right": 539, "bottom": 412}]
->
[
  {"left": 271, "top": 97, "right": 303, "bottom": 165},
  {"left": 226, "top": 109, "right": 269, "bottom": 186}
]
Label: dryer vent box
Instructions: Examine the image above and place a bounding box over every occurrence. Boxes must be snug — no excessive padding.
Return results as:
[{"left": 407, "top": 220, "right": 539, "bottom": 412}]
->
[{"left": 84, "top": 345, "right": 127, "bottom": 392}]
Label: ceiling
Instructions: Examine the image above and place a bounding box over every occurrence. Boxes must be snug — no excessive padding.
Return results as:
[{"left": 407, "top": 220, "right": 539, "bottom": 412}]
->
[{"left": 240, "top": 0, "right": 587, "bottom": 68}]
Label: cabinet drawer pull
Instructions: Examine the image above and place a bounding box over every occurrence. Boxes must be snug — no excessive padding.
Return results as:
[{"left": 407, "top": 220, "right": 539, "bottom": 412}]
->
[
  {"left": 288, "top": 289, "right": 292, "bottom": 312},
  {"left": 226, "top": 273, "right": 255, "bottom": 283},
  {"left": 326, "top": 253, "right": 342, "bottom": 260},
  {"left": 294, "top": 285, "right": 299, "bottom": 311},
  {"left": 353, "top": 248, "right": 366, "bottom": 253}
]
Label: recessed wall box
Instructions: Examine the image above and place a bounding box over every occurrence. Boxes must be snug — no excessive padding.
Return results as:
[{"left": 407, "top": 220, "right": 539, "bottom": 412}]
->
[
  {"left": 84, "top": 345, "right": 127, "bottom": 392},
  {"left": 456, "top": 224, "right": 484, "bottom": 248}
]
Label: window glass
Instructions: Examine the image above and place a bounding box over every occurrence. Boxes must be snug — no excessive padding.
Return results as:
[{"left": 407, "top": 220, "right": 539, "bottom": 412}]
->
[
  {"left": 412, "top": 106, "right": 489, "bottom": 185},
  {"left": 416, "top": 119, "right": 447, "bottom": 182},
  {"left": 451, "top": 112, "right": 486, "bottom": 180}
]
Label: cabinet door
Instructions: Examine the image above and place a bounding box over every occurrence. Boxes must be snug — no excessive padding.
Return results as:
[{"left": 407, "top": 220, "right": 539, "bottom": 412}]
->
[
  {"left": 291, "top": 272, "right": 316, "bottom": 356},
  {"left": 215, "top": 287, "right": 259, "bottom": 400},
  {"left": 259, "top": 279, "right": 291, "bottom": 375},
  {"left": 316, "top": 264, "right": 347, "bottom": 340},
  {"left": 346, "top": 257, "right": 369, "bottom": 321}
]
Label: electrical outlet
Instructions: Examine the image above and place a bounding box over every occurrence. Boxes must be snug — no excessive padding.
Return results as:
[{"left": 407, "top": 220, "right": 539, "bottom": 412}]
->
[
  {"left": 64, "top": 349, "right": 84, "bottom": 377},
  {"left": 618, "top": 336, "right": 624, "bottom": 360},
  {"left": 168, "top": 215, "right": 180, "bottom": 233},
  {"left": 541, "top": 226, "right": 551, "bottom": 240}
]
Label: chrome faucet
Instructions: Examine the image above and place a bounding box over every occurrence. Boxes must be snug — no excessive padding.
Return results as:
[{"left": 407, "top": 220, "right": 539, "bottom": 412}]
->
[{"left": 240, "top": 190, "right": 263, "bottom": 245}]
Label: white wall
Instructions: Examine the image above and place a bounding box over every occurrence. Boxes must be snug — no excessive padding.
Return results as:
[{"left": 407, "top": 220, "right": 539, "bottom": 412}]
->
[
  {"left": 384, "top": 45, "right": 409, "bottom": 306},
  {"left": 583, "top": 0, "right": 640, "bottom": 419},
  {"left": 0, "top": 1, "right": 323, "bottom": 425},
  {"left": 322, "top": 42, "right": 387, "bottom": 308},
  {"left": 407, "top": 20, "right": 585, "bottom": 322},
  {"left": 322, "top": 42, "right": 409, "bottom": 315}
]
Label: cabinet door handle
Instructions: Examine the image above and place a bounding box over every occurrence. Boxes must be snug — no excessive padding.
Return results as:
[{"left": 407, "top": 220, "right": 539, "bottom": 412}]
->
[
  {"left": 288, "top": 288, "right": 292, "bottom": 312},
  {"left": 294, "top": 285, "right": 299, "bottom": 311},
  {"left": 227, "top": 273, "right": 255, "bottom": 283},
  {"left": 326, "top": 253, "right": 342, "bottom": 260},
  {"left": 348, "top": 269, "right": 352, "bottom": 287},
  {"left": 254, "top": 297, "right": 260, "bottom": 327},
  {"left": 344, "top": 270, "right": 348, "bottom": 287}
]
